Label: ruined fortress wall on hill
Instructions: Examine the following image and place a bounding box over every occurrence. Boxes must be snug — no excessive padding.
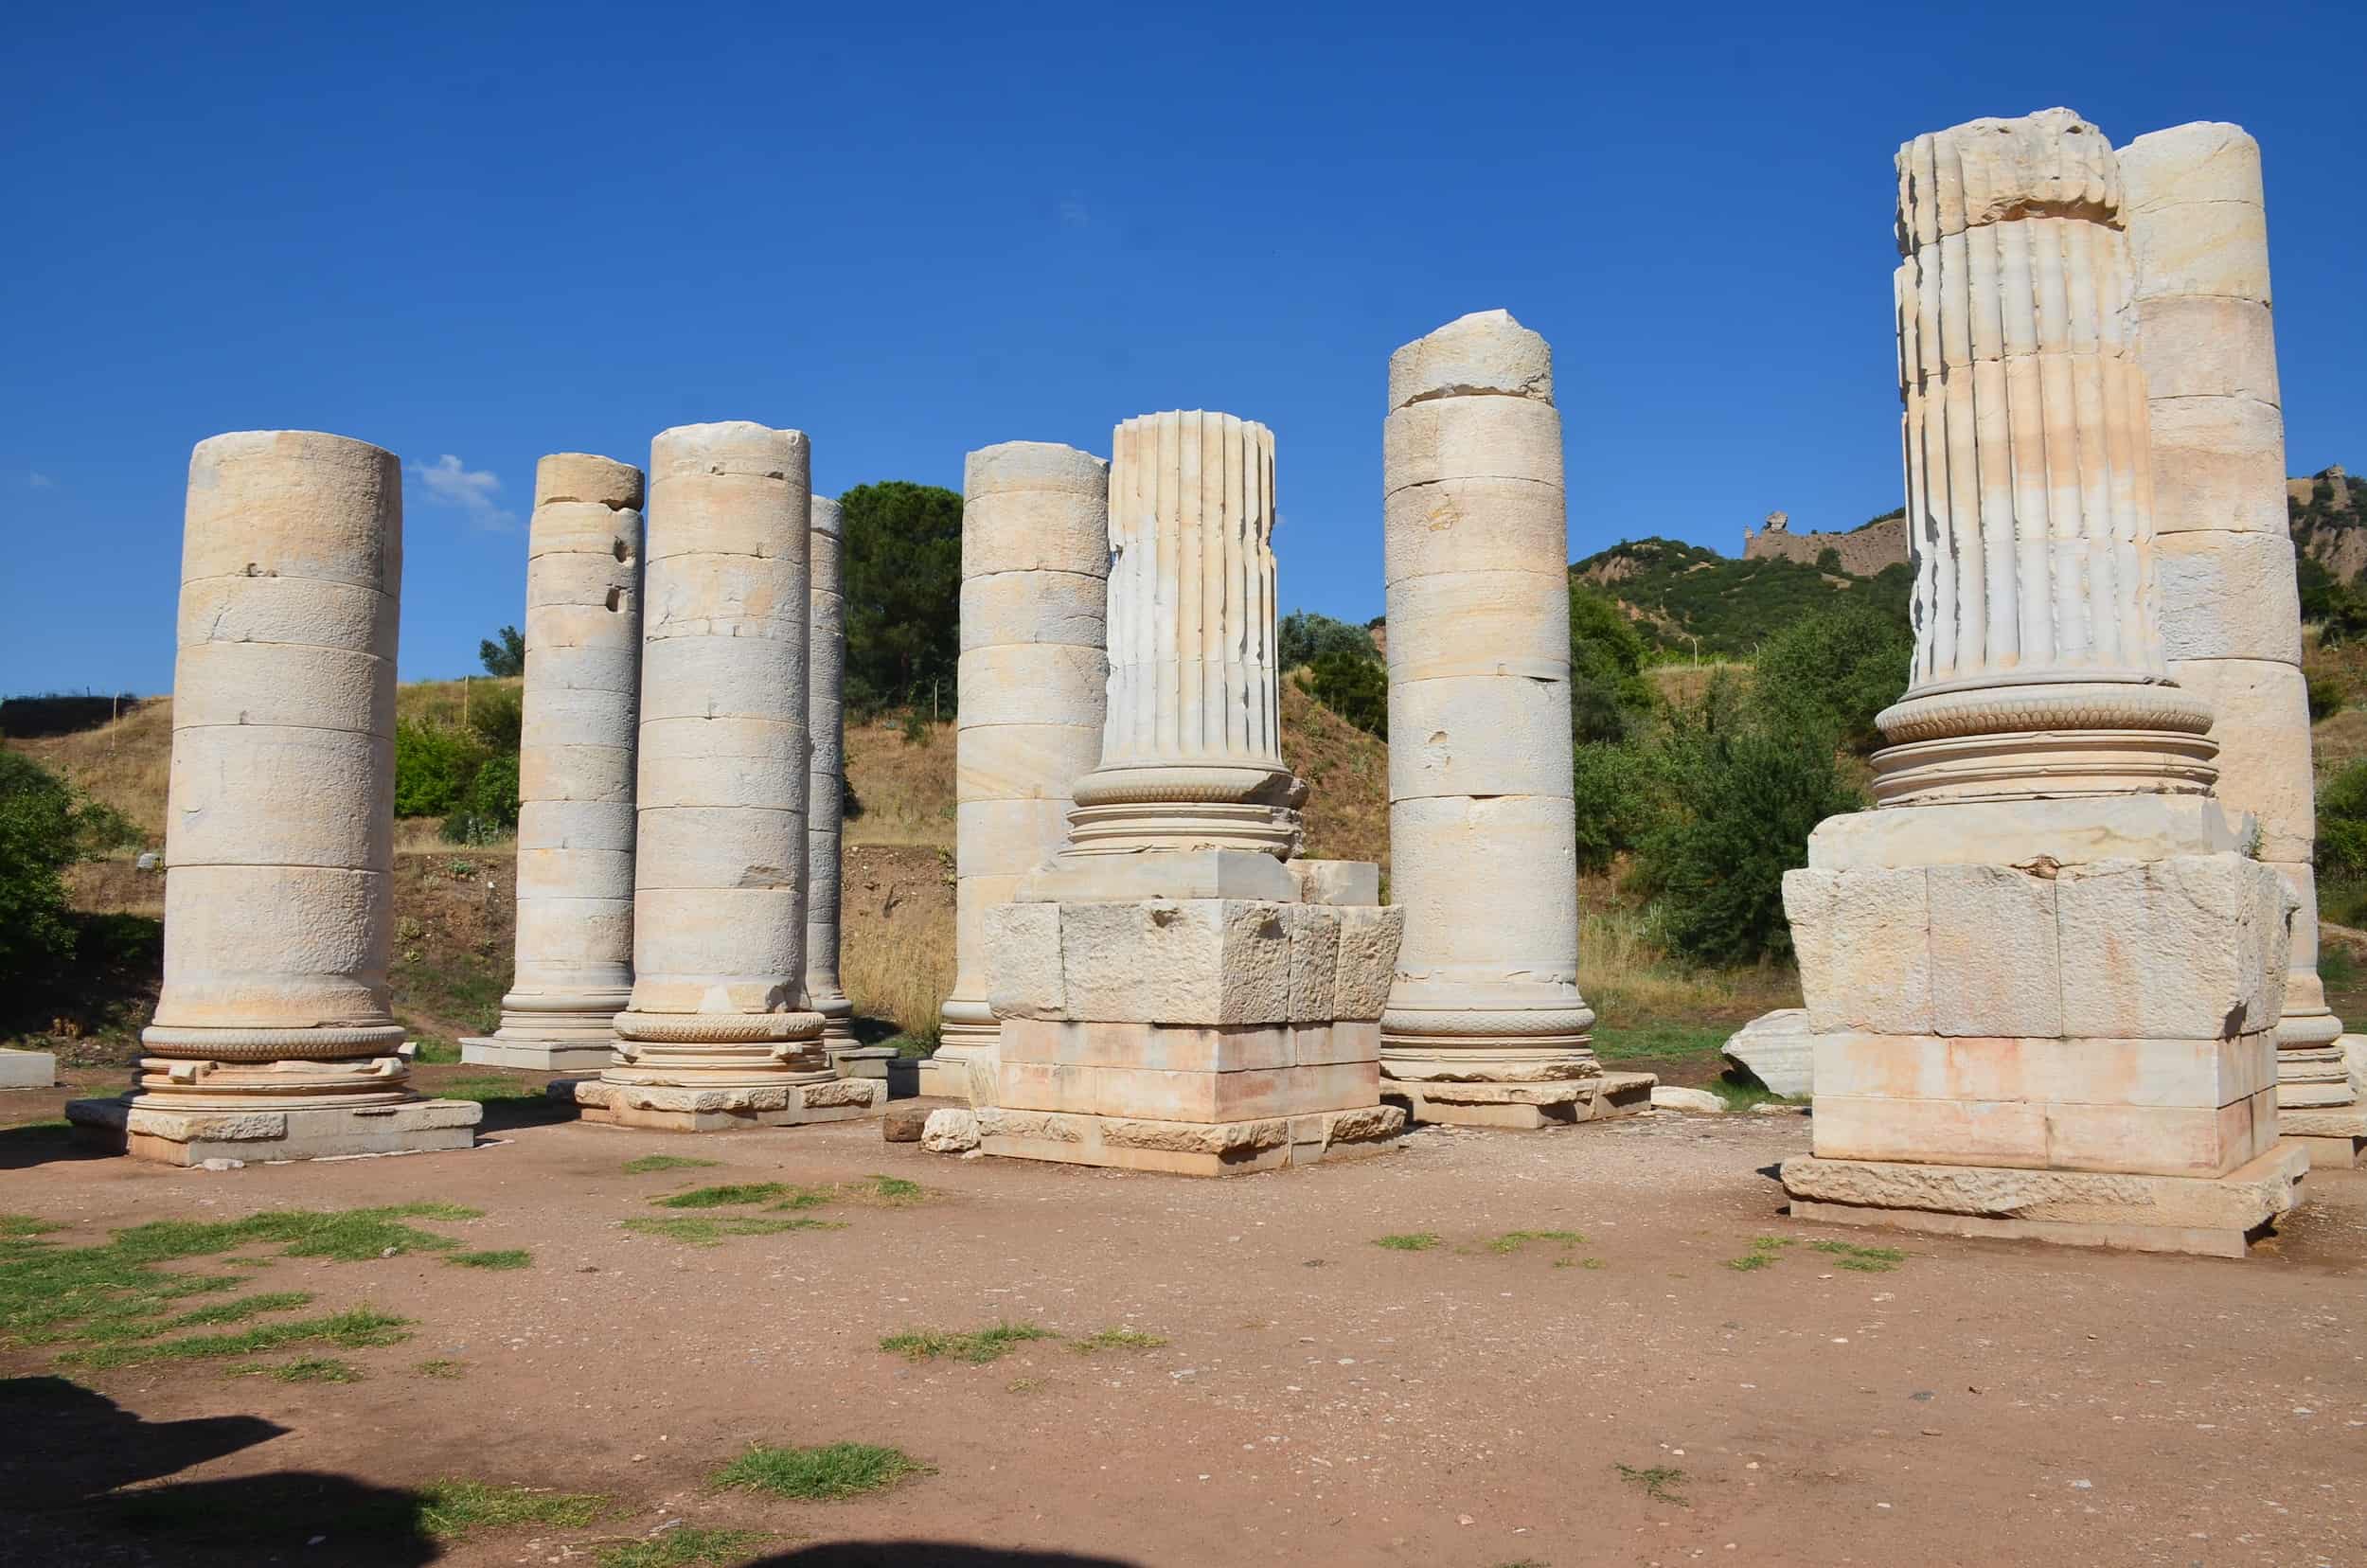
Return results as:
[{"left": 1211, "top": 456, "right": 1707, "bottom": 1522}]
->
[{"left": 1742, "top": 511, "right": 1907, "bottom": 576}]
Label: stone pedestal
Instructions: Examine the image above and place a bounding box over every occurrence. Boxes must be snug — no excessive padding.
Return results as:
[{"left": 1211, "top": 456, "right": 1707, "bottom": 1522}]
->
[
  {"left": 556, "top": 421, "right": 879, "bottom": 1131},
  {"left": 978, "top": 412, "right": 1404, "bottom": 1174},
  {"left": 465, "top": 453, "right": 644, "bottom": 1074},
  {"left": 68, "top": 431, "right": 479, "bottom": 1164},
  {"left": 2124, "top": 121, "right": 2362, "bottom": 1169},
  {"left": 931, "top": 443, "right": 1111, "bottom": 1103},
  {"left": 0, "top": 1049, "right": 56, "bottom": 1090},
  {"left": 1775, "top": 112, "right": 2307, "bottom": 1255},
  {"left": 1377, "top": 312, "right": 1643, "bottom": 1125}
]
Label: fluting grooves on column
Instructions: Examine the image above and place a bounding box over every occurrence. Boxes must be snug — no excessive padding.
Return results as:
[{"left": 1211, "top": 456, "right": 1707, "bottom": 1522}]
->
[
  {"left": 67, "top": 431, "right": 481, "bottom": 1163},
  {"left": 935, "top": 442, "right": 1111, "bottom": 1100},
  {"left": 466, "top": 454, "right": 643, "bottom": 1073},
  {"left": 567, "top": 421, "right": 879, "bottom": 1131},
  {"left": 1379, "top": 311, "right": 1599, "bottom": 1092},
  {"left": 1065, "top": 411, "right": 1303, "bottom": 858},
  {"left": 1874, "top": 108, "right": 2217, "bottom": 807},
  {"left": 806, "top": 493, "right": 856, "bottom": 1049}
]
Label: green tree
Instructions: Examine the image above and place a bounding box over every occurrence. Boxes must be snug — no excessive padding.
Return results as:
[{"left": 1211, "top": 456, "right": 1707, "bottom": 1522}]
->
[
  {"left": 842, "top": 481, "right": 964, "bottom": 713},
  {"left": 478, "top": 626, "right": 525, "bottom": 677},
  {"left": 1308, "top": 650, "right": 1387, "bottom": 737},
  {"left": 1568, "top": 585, "right": 1653, "bottom": 743},
  {"left": 1570, "top": 739, "right": 1663, "bottom": 874},
  {"left": 394, "top": 719, "right": 483, "bottom": 817},
  {"left": 2318, "top": 758, "right": 2367, "bottom": 879},
  {"left": 441, "top": 751, "right": 520, "bottom": 845},
  {"left": 1751, "top": 602, "right": 1912, "bottom": 755},
  {"left": 0, "top": 752, "right": 126, "bottom": 983},
  {"left": 1279, "top": 611, "right": 1379, "bottom": 669}
]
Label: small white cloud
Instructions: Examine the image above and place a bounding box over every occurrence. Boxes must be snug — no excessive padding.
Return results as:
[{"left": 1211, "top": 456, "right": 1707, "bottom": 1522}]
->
[
  {"left": 27, "top": 471, "right": 55, "bottom": 489},
  {"left": 408, "top": 454, "right": 517, "bottom": 531},
  {"left": 1059, "top": 197, "right": 1093, "bottom": 231}
]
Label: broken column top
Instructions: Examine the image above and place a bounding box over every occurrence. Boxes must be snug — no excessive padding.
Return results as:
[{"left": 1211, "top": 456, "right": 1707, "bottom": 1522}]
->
[
  {"left": 2119, "top": 120, "right": 2262, "bottom": 212},
  {"left": 534, "top": 453, "right": 643, "bottom": 508},
  {"left": 1387, "top": 309, "right": 1554, "bottom": 412},
  {"left": 650, "top": 420, "right": 808, "bottom": 474},
  {"left": 1895, "top": 107, "right": 2120, "bottom": 250},
  {"left": 965, "top": 440, "right": 1109, "bottom": 497}
]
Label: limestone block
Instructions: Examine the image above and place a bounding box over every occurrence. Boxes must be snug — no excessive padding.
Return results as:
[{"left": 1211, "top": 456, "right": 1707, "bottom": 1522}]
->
[
  {"left": 516, "top": 799, "right": 636, "bottom": 852},
  {"left": 2156, "top": 530, "right": 2302, "bottom": 664},
  {"left": 182, "top": 431, "right": 401, "bottom": 592},
  {"left": 1927, "top": 864, "right": 2060, "bottom": 1037},
  {"left": 1784, "top": 867, "right": 1934, "bottom": 1035},
  {"left": 959, "top": 571, "right": 1107, "bottom": 650},
  {"left": 1387, "top": 309, "right": 1553, "bottom": 410},
  {"left": 1288, "top": 906, "right": 1341, "bottom": 1024},
  {"left": 920, "top": 1107, "right": 982, "bottom": 1152},
  {"left": 519, "top": 741, "right": 635, "bottom": 806},
  {"left": 151, "top": 864, "right": 392, "bottom": 1029},
  {"left": 2121, "top": 122, "right": 2264, "bottom": 216},
  {"left": 2056, "top": 855, "right": 2290, "bottom": 1039},
  {"left": 0, "top": 1049, "right": 56, "bottom": 1089},
  {"left": 1781, "top": 1141, "right": 2305, "bottom": 1231},
  {"left": 1720, "top": 1008, "right": 1815, "bottom": 1097},
  {"left": 637, "top": 633, "right": 804, "bottom": 722},
  {"left": 1287, "top": 860, "right": 1380, "bottom": 907},
  {"left": 1650, "top": 1086, "right": 1725, "bottom": 1113},
  {"left": 636, "top": 718, "right": 804, "bottom": 811},
  {"left": 1388, "top": 673, "right": 1573, "bottom": 800},
  {"left": 516, "top": 845, "right": 633, "bottom": 903},
  {"left": 176, "top": 575, "right": 397, "bottom": 662},
  {"left": 1805, "top": 794, "right": 2242, "bottom": 871},
  {"left": 1812, "top": 1031, "right": 2276, "bottom": 1110},
  {"left": 1389, "top": 794, "right": 1576, "bottom": 975},
  {"left": 1811, "top": 1094, "right": 2048, "bottom": 1167},
  {"left": 957, "top": 644, "right": 1112, "bottom": 726},
  {"left": 511, "top": 899, "right": 632, "bottom": 971},
  {"left": 955, "top": 729, "right": 1103, "bottom": 809},
  {"left": 2131, "top": 296, "right": 2278, "bottom": 405},
  {"left": 960, "top": 443, "right": 1111, "bottom": 577},
  {"left": 173, "top": 640, "right": 391, "bottom": 735},
  {"left": 2126, "top": 193, "right": 2270, "bottom": 303},
  {"left": 633, "top": 806, "right": 803, "bottom": 891},
  {"left": 1383, "top": 568, "right": 1569, "bottom": 683},
  {"left": 1056, "top": 900, "right": 1292, "bottom": 1025},
  {"left": 983, "top": 901, "right": 1065, "bottom": 1021},
  {"left": 957, "top": 798, "right": 1076, "bottom": 878},
  {"left": 2149, "top": 402, "right": 2288, "bottom": 534},
  {"left": 630, "top": 886, "right": 799, "bottom": 993},
  {"left": 1333, "top": 906, "right": 1404, "bottom": 1022},
  {"left": 1382, "top": 394, "right": 1561, "bottom": 496},
  {"left": 167, "top": 726, "right": 393, "bottom": 871},
  {"left": 2168, "top": 659, "right": 2313, "bottom": 860}
]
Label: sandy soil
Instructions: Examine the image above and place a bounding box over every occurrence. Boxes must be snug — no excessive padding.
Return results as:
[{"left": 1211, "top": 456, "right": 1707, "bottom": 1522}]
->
[{"left": 2, "top": 1073, "right": 2361, "bottom": 1568}]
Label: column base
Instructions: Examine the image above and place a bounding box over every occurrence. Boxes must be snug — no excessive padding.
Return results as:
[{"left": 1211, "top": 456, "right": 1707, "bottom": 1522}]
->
[
  {"left": 66, "top": 1094, "right": 482, "bottom": 1166},
  {"left": 1780, "top": 1142, "right": 2308, "bottom": 1258},
  {"left": 977, "top": 1103, "right": 1403, "bottom": 1177},
  {"left": 2279, "top": 1106, "right": 2367, "bottom": 1169},
  {"left": 552, "top": 1075, "right": 881, "bottom": 1132},
  {"left": 826, "top": 1044, "right": 898, "bottom": 1080},
  {"left": 922, "top": 1039, "right": 997, "bottom": 1103},
  {"left": 459, "top": 1037, "right": 615, "bottom": 1074},
  {"left": 1380, "top": 1072, "right": 1654, "bottom": 1129}
]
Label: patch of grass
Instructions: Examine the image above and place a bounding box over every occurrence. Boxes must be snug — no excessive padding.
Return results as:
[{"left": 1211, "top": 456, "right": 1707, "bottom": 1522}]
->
[
  {"left": 415, "top": 1358, "right": 466, "bottom": 1379},
  {"left": 410, "top": 1035, "right": 462, "bottom": 1065},
  {"left": 1725, "top": 1252, "right": 1777, "bottom": 1272},
  {"left": 164, "top": 1291, "right": 314, "bottom": 1328},
  {"left": 0, "top": 1215, "right": 62, "bottom": 1239},
  {"left": 881, "top": 1321, "right": 1056, "bottom": 1364},
  {"left": 1589, "top": 1019, "right": 1735, "bottom": 1065},
  {"left": 1373, "top": 1233, "right": 1441, "bottom": 1252},
  {"left": 1708, "top": 1075, "right": 1799, "bottom": 1112},
  {"left": 1073, "top": 1327, "right": 1166, "bottom": 1354},
  {"left": 652, "top": 1183, "right": 791, "bottom": 1210},
  {"left": 711, "top": 1441, "right": 932, "bottom": 1502},
  {"left": 236, "top": 1355, "right": 365, "bottom": 1384},
  {"left": 766, "top": 1174, "right": 932, "bottom": 1213},
  {"left": 852, "top": 1173, "right": 926, "bottom": 1206},
  {"left": 445, "top": 1249, "right": 531, "bottom": 1271},
  {"left": 1006, "top": 1377, "right": 1044, "bottom": 1394},
  {"left": 622, "top": 1154, "right": 720, "bottom": 1175},
  {"left": 1727, "top": 1235, "right": 1803, "bottom": 1272},
  {"left": 1553, "top": 1255, "right": 1611, "bottom": 1271},
  {"left": 599, "top": 1527, "right": 773, "bottom": 1568},
  {"left": 1808, "top": 1238, "right": 1906, "bottom": 1273},
  {"left": 436, "top": 1076, "right": 544, "bottom": 1107},
  {"left": 62, "top": 1305, "right": 413, "bottom": 1370},
  {"left": 621, "top": 1216, "right": 842, "bottom": 1247},
  {"left": 1486, "top": 1229, "right": 1586, "bottom": 1255},
  {"left": 1614, "top": 1462, "right": 1688, "bottom": 1505},
  {"left": 109, "top": 1202, "right": 482, "bottom": 1263},
  {"left": 417, "top": 1478, "right": 609, "bottom": 1541}
]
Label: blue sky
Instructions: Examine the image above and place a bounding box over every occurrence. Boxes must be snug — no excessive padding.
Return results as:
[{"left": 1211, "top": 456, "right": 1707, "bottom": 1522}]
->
[{"left": 5, "top": 1, "right": 2360, "bottom": 695}]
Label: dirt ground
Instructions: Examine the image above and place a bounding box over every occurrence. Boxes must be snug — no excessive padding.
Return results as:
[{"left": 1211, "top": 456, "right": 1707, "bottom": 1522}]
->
[{"left": 2, "top": 1068, "right": 2361, "bottom": 1568}]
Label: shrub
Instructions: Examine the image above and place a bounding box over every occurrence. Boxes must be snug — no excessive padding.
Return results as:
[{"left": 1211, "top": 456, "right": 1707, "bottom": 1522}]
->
[
  {"left": 394, "top": 720, "right": 482, "bottom": 818},
  {"left": 1279, "top": 611, "right": 1379, "bottom": 669},
  {"left": 1308, "top": 650, "right": 1387, "bottom": 737},
  {"left": 2308, "top": 673, "right": 2346, "bottom": 723},
  {"left": 477, "top": 626, "right": 525, "bottom": 678},
  {"left": 0, "top": 753, "right": 86, "bottom": 982},
  {"left": 1569, "top": 586, "right": 1653, "bottom": 743},
  {"left": 1570, "top": 740, "right": 1662, "bottom": 874},
  {"left": 1751, "top": 602, "right": 1911, "bottom": 755},
  {"left": 465, "top": 682, "right": 523, "bottom": 753},
  {"left": 438, "top": 752, "right": 518, "bottom": 844},
  {"left": 2318, "top": 758, "right": 2367, "bottom": 879}
]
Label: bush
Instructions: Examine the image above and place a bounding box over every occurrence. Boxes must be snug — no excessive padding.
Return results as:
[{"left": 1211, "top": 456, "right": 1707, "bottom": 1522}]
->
[
  {"left": 2318, "top": 758, "right": 2367, "bottom": 879},
  {"left": 393, "top": 720, "right": 483, "bottom": 817},
  {"left": 1569, "top": 586, "right": 1653, "bottom": 743},
  {"left": 1570, "top": 740, "right": 1662, "bottom": 874},
  {"left": 0, "top": 753, "right": 111, "bottom": 983},
  {"left": 1279, "top": 612, "right": 1379, "bottom": 670},
  {"left": 1308, "top": 650, "right": 1387, "bottom": 737},
  {"left": 2307, "top": 673, "right": 2346, "bottom": 723},
  {"left": 1630, "top": 678, "right": 1863, "bottom": 965},
  {"left": 1751, "top": 602, "right": 1913, "bottom": 754},
  {"left": 843, "top": 481, "right": 963, "bottom": 713},
  {"left": 466, "top": 682, "right": 523, "bottom": 753},
  {"left": 438, "top": 751, "right": 519, "bottom": 845}
]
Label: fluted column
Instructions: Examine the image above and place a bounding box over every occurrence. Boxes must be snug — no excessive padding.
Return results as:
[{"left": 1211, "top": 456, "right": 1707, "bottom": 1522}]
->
[
  {"left": 2124, "top": 122, "right": 2358, "bottom": 1151},
  {"left": 468, "top": 454, "right": 643, "bottom": 1072},
  {"left": 569, "top": 421, "right": 879, "bottom": 1130},
  {"left": 806, "top": 492, "right": 854, "bottom": 1050},
  {"left": 70, "top": 431, "right": 479, "bottom": 1162},
  {"left": 934, "top": 444, "right": 1110, "bottom": 1099},
  {"left": 1875, "top": 108, "right": 2217, "bottom": 805},
  {"left": 1063, "top": 411, "right": 1302, "bottom": 859},
  {"left": 1379, "top": 311, "right": 1596, "bottom": 1093}
]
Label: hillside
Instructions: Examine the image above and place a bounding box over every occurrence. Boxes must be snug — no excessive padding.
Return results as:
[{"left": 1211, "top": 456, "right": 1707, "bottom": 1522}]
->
[
  {"left": 2291, "top": 465, "right": 2367, "bottom": 580},
  {"left": 1572, "top": 535, "right": 1913, "bottom": 656}
]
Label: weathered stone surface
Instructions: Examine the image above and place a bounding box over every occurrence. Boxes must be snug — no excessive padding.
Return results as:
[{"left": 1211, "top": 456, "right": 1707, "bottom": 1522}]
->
[
  {"left": 920, "top": 1107, "right": 981, "bottom": 1152},
  {"left": 2056, "top": 855, "right": 2291, "bottom": 1040},
  {"left": 1720, "top": 1009, "right": 1814, "bottom": 1097},
  {"left": 0, "top": 1049, "right": 56, "bottom": 1090},
  {"left": 1786, "top": 867, "right": 1933, "bottom": 1035},
  {"left": 881, "top": 1103, "right": 932, "bottom": 1143},
  {"left": 1649, "top": 1086, "right": 1725, "bottom": 1114},
  {"left": 1782, "top": 1142, "right": 2305, "bottom": 1232}
]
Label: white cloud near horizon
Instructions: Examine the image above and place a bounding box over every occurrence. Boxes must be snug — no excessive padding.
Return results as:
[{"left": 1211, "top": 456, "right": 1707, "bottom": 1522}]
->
[
  {"left": 408, "top": 454, "right": 517, "bottom": 531},
  {"left": 27, "top": 471, "right": 56, "bottom": 489}
]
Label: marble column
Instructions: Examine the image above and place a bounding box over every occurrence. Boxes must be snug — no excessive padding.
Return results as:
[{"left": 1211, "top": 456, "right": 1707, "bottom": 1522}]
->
[
  {"left": 806, "top": 491, "right": 870, "bottom": 1074},
  {"left": 465, "top": 454, "right": 643, "bottom": 1073},
  {"left": 1776, "top": 110, "right": 2305, "bottom": 1256},
  {"left": 562, "top": 420, "right": 879, "bottom": 1131},
  {"left": 2124, "top": 121, "right": 2362, "bottom": 1167},
  {"left": 931, "top": 442, "right": 1110, "bottom": 1103},
  {"left": 1379, "top": 311, "right": 1641, "bottom": 1129},
  {"left": 67, "top": 431, "right": 479, "bottom": 1163}
]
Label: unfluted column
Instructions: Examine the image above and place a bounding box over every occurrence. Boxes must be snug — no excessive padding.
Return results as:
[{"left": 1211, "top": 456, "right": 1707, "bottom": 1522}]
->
[
  {"left": 569, "top": 421, "right": 879, "bottom": 1131},
  {"left": 467, "top": 454, "right": 643, "bottom": 1073},
  {"left": 2125, "top": 122, "right": 2360, "bottom": 1159},
  {"left": 68, "top": 431, "right": 479, "bottom": 1163},
  {"left": 934, "top": 443, "right": 1110, "bottom": 1101},
  {"left": 1876, "top": 107, "right": 2217, "bottom": 804},
  {"left": 1062, "top": 411, "right": 1302, "bottom": 865},
  {"left": 1379, "top": 311, "right": 1599, "bottom": 1103},
  {"left": 806, "top": 493, "right": 855, "bottom": 1053}
]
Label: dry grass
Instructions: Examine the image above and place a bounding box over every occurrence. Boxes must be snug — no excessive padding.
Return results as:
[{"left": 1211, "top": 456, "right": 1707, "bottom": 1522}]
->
[
  {"left": 6, "top": 695, "right": 175, "bottom": 843},
  {"left": 839, "top": 848, "right": 955, "bottom": 1048},
  {"left": 1281, "top": 676, "right": 1390, "bottom": 872},
  {"left": 1641, "top": 659, "right": 1752, "bottom": 710},
  {"left": 844, "top": 715, "right": 957, "bottom": 847},
  {"left": 1577, "top": 882, "right": 1799, "bottom": 1027}
]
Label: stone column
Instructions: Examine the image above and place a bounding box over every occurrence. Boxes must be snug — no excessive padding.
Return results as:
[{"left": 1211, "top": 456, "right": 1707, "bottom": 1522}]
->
[
  {"left": 1776, "top": 111, "right": 2306, "bottom": 1257},
  {"left": 67, "top": 431, "right": 479, "bottom": 1164},
  {"left": 1379, "top": 311, "right": 1643, "bottom": 1129},
  {"left": 464, "top": 454, "right": 643, "bottom": 1073},
  {"left": 806, "top": 492, "right": 871, "bottom": 1076},
  {"left": 2121, "top": 122, "right": 2362, "bottom": 1169},
  {"left": 562, "top": 421, "right": 879, "bottom": 1131},
  {"left": 931, "top": 443, "right": 1110, "bottom": 1103}
]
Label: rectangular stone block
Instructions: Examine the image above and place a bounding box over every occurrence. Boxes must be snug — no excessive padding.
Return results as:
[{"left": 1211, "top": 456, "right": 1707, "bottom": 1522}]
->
[
  {"left": 2168, "top": 659, "right": 2314, "bottom": 862},
  {"left": 1927, "top": 864, "right": 2060, "bottom": 1037},
  {"left": 1056, "top": 899, "right": 1292, "bottom": 1025},
  {"left": 1810, "top": 1094, "right": 2049, "bottom": 1167},
  {"left": 1288, "top": 906, "right": 1340, "bottom": 1023},
  {"left": 977, "top": 1103, "right": 1403, "bottom": 1178},
  {"left": 1813, "top": 1032, "right": 2277, "bottom": 1110},
  {"left": 2056, "top": 855, "right": 2291, "bottom": 1040},
  {"left": 2157, "top": 530, "right": 2303, "bottom": 664},
  {"left": 1287, "top": 860, "right": 1381, "bottom": 906},
  {"left": 0, "top": 1049, "right": 56, "bottom": 1089},
  {"left": 1785, "top": 866, "right": 1933, "bottom": 1034},
  {"left": 1806, "top": 795, "right": 2243, "bottom": 871},
  {"left": 2145, "top": 395, "right": 2288, "bottom": 535},
  {"left": 1333, "top": 906, "right": 1403, "bottom": 1022},
  {"left": 982, "top": 900, "right": 1065, "bottom": 1021}
]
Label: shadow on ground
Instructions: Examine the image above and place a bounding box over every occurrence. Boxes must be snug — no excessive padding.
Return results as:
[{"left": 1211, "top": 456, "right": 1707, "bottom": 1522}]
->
[
  {"left": 0, "top": 1376, "right": 438, "bottom": 1565},
  {"left": 756, "top": 1546, "right": 1141, "bottom": 1567},
  {"left": 0, "top": 1118, "right": 112, "bottom": 1172}
]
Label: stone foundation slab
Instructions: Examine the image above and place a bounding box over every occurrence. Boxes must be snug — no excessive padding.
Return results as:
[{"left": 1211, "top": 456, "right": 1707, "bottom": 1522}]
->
[
  {"left": 66, "top": 1095, "right": 483, "bottom": 1166},
  {"left": 1382, "top": 1071, "right": 1655, "bottom": 1130},
  {"left": 826, "top": 1044, "right": 898, "bottom": 1081},
  {"left": 2279, "top": 1104, "right": 2367, "bottom": 1168},
  {"left": 0, "top": 1049, "right": 56, "bottom": 1090},
  {"left": 554, "top": 1075, "right": 882, "bottom": 1133},
  {"left": 459, "top": 1036, "right": 614, "bottom": 1074},
  {"left": 977, "top": 1103, "right": 1403, "bottom": 1177}
]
